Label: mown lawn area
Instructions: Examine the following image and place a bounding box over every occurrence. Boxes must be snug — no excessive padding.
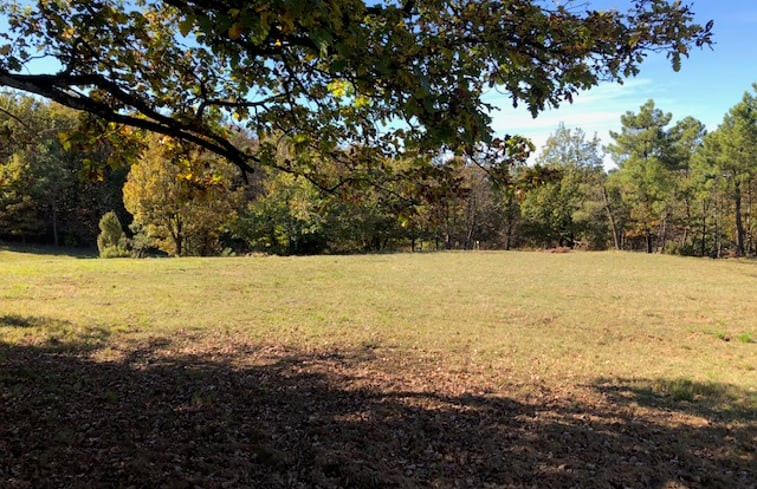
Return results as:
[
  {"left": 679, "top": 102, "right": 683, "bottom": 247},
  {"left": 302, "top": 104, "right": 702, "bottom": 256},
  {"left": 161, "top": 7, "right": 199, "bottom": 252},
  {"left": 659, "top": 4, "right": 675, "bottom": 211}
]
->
[{"left": 1, "top": 248, "right": 755, "bottom": 488}]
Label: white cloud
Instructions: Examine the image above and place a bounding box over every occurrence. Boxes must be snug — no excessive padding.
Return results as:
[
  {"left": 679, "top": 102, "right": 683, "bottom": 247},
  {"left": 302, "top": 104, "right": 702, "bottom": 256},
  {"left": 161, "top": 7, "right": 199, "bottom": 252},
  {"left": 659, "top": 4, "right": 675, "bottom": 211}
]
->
[
  {"left": 493, "top": 110, "right": 621, "bottom": 132},
  {"left": 483, "top": 78, "right": 662, "bottom": 169}
]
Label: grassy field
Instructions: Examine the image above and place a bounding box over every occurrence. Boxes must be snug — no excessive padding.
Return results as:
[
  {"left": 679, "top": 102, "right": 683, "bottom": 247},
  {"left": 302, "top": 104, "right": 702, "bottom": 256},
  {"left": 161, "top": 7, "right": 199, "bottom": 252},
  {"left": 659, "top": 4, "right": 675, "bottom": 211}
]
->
[{"left": 1, "top": 247, "right": 755, "bottom": 488}]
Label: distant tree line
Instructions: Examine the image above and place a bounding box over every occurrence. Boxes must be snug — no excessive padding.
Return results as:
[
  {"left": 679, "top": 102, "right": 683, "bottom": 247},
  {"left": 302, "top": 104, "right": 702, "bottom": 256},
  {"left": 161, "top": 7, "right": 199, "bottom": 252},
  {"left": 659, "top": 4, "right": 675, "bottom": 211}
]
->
[
  {"left": 0, "top": 93, "right": 130, "bottom": 247},
  {"left": 1, "top": 86, "right": 755, "bottom": 257}
]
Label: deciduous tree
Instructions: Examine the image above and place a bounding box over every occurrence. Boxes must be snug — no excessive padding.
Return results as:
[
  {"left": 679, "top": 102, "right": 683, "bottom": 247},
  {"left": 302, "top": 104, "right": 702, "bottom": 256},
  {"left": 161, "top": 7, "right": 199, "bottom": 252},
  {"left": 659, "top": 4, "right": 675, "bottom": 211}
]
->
[
  {"left": 123, "top": 136, "right": 242, "bottom": 256},
  {"left": 1, "top": 93, "right": 129, "bottom": 246},
  {"left": 520, "top": 124, "right": 607, "bottom": 248},
  {"left": 0, "top": 0, "right": 712, "bottom": 179}
]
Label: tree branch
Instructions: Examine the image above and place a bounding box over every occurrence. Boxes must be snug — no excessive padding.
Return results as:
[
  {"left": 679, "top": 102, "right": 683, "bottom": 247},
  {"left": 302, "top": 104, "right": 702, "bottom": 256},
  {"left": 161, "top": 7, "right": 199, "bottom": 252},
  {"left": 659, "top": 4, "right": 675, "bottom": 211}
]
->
[{"left": 0, "top": 70, "right": 257, "bottom": 176}]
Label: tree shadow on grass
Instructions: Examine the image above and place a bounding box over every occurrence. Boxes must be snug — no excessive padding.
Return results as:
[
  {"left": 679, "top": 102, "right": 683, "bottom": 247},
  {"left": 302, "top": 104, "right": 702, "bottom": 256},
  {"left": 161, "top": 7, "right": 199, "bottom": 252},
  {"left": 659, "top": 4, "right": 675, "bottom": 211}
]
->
[
  {"left": 0, "top": 315, "right": 111, "bottom": 352},
  {"left": 0, "top": 337, "right": 753, "bottom": 489},
  {"left": 593, "top": 377, "right": 756, "bottom": 424},
  {"left": 0, "top": 315, "right": 37, "bottom": 328},
  {"left": 0, "top": 242, "right": 97, "bottom": 258}
]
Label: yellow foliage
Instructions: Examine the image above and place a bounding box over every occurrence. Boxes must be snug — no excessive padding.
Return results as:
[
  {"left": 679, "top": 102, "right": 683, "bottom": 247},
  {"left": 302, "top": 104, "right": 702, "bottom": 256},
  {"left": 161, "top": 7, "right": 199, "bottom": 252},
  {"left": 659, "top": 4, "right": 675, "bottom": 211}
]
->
[
  {"left": 327, "top": 79, "right": 349, "bottom": 98},
  {"left": 123, "top": 135, "right": 242, "bottom": 256}
]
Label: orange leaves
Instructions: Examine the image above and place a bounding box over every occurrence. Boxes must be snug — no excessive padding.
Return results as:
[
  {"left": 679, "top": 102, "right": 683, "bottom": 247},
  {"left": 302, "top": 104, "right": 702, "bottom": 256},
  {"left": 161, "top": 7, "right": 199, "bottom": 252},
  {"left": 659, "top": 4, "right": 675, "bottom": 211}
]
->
[{"left": 228, "top": 22, "right": 243, "bottom": 40}]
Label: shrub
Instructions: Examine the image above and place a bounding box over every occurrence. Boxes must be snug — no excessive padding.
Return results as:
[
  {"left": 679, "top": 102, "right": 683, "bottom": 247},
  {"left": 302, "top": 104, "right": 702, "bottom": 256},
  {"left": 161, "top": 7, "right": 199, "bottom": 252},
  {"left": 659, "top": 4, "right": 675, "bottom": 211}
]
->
[{"left": 97, "top": 211, "right": 129, "bottom": 258}]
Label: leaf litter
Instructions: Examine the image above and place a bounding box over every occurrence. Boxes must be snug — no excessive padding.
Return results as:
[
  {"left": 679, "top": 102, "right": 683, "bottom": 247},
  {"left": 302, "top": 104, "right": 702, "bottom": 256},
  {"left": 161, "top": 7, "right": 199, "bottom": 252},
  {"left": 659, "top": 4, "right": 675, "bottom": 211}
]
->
[{"left": 1, "top": 337, "right": 754, "bottom": 489}]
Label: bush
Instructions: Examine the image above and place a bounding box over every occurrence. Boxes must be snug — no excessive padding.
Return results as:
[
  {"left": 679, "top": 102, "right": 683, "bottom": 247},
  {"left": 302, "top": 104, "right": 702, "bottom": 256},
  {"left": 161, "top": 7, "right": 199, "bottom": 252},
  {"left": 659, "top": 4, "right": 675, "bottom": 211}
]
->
[{"left": 97, "top": 211, "right": 129, "bottom": 258}]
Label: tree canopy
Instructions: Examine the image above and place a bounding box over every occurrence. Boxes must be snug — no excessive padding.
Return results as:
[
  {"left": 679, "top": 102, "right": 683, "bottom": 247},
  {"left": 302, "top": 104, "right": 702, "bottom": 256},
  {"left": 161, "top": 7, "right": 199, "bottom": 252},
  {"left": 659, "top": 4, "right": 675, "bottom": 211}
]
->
[
  {"left": 123, "top": 135, "right": 242, "bottom": 256},
  {"left": 698, "top": 85, "right": 757, "bottom": 256},
  {"left": 0, "top": 0, "right": 712, "bottom": 177}
]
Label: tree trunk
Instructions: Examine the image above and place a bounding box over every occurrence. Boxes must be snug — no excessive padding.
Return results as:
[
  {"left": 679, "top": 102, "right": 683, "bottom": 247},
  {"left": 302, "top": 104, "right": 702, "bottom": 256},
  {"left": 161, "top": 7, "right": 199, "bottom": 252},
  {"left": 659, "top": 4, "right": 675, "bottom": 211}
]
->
[
  {"left": 659, "top": 208, "right": 669, "bottom": 254},
  {"left": 173, "top": 217, "right": 183, "bottom": 256},
  {"left": 50, "top": 198, "right": 59, "bottom": 247},
  {"left": 444, "top": 203, "right": 453, "bottom": 250},
  {"left": 715, "top": 209, "right": 722, "bottom": 258},
  {"left": 746, "top": 180, "right": 754, "bottom": 255},
  {"left": 269, "top": 225, "right": 277, "bottom": 253},
  {"left": 465, "top": 194, "right": 477, "bottom": 250},
  {"left": 735, "top": 180, "right": 745, "bottom": 257},
  {"left": 681, "top": 199, "right": 691, "bottom": 251},
  {"left": 504, "top": 192, "right": 516, "bottom": 251},
  {"left": 601, "top": 186, "right": 620, "bottom": 250},
  {"left": 700, "top": 200, "right": 708, "bottom": 257},
  {"left": 645, "top": 228, "right": 653, "bottom": 254},
  {"left": 444, "top": 216, "right": 452, "bottom": 250},
  {"left": 504, "top": 208, "right": 516, "bottom": 251}
]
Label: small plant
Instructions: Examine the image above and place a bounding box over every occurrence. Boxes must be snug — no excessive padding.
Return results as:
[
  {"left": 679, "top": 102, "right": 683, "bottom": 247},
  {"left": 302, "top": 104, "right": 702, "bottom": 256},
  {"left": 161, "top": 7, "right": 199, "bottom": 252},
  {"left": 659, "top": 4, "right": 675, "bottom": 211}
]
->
[
  {"left": 670, "top": 380, "right": 696, "bottom": 402},
  {"left": 190, "top": 391, "right": 216, "bottom": 408},
  {"left": 736, "top": 332, "right": 754, "bottom": 344},
  {"left": 714, "top": 331, "right": 730, "bottom": 342},
  {"left": 701, "top": 328, "right": 734, "bottom": 342},
  {"left": 97, "top": 211, "right": 130, "bottom": 258},
  {"left": 220, "top": 247, "right": 237, "bottom": 257},
  {"left": 127, "top": 228, "right": 153, "bottom": 258}
]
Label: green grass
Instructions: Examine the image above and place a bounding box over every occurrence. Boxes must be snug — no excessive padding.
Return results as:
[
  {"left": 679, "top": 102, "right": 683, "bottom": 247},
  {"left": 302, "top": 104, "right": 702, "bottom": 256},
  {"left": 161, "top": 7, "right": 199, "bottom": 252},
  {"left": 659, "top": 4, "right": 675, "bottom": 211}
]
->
[
  {"left": 1, "top": 248, "right": 754, "bottom": 394},
  {"left": 2, "top": 248, "right": 755, "bottom": 487}
]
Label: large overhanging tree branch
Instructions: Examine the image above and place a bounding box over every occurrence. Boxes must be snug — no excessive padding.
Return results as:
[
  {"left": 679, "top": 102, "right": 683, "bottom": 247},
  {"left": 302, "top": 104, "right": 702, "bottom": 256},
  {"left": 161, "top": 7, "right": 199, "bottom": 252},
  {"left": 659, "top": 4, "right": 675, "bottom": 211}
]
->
[{"left": 0, "top": 0, "right": 713, "bottom": 178}]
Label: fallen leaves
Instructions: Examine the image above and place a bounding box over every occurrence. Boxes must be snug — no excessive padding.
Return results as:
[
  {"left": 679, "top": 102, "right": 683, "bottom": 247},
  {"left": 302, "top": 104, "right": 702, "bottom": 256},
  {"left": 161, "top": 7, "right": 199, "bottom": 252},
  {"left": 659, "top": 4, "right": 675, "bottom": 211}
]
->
[{"left": 0, "top": 339, "right": 754, "bottom": 488}]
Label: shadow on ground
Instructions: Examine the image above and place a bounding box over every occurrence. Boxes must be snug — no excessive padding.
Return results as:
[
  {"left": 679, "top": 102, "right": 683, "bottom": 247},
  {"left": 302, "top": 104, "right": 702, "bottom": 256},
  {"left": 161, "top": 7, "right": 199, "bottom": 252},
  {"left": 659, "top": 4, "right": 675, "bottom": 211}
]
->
[
  {"left": 0, "top": 315, "right": 111, "bottom": 352},
  {"left": 594, "top": 377, "right": 756, "bottom": 424},
  {"left": 0, "top": 335, "right": 753, "bottom": 489},
  {"left": 0, "top": 242, "right": 97, "bottom": 258},
  {"left": 0, "top": 315, "right": 38, "bottom": 328}
]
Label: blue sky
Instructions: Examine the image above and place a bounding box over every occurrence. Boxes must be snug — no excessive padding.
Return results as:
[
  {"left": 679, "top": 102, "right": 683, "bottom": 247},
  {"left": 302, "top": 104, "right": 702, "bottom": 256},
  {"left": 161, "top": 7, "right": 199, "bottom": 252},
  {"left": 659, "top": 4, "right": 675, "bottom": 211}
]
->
[{"left": 487, "top": 0, "right": 757, "bottom": 166}]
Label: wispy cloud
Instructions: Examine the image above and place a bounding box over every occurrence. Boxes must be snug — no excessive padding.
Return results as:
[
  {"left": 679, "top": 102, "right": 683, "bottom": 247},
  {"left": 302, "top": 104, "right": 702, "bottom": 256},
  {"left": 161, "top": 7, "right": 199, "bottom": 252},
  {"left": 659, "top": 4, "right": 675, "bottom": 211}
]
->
[
  {"left": 483, "top": 78, "right": 668, "bottom": 168},
  {"left": 569, "top": 78, "right": 654, "bottom": 106}
]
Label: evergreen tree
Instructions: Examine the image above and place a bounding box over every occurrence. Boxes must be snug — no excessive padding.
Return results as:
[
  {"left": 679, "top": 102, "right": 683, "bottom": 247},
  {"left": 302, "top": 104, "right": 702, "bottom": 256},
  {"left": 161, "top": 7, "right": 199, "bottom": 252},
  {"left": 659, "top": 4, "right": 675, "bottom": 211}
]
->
[
  {"left": 607, "top": 100, "right": 676, "bottom": 253},
  {"left": 707, "top": 86, "right": 757, "bottom": 256},
  {"left": 97, "top": 211, "right": 129, "bottom": 258}
]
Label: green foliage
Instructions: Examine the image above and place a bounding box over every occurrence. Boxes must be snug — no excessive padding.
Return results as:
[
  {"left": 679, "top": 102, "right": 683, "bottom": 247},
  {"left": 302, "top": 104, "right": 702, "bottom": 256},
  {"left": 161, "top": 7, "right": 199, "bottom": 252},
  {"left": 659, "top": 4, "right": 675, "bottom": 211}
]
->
[
  {"left": 235, "top": 149, "right": 408, "bottom": 255},
  {"left": 236, "top": 170, "right": 329, "bottom": 255},
  {"left": 701, "top": 86, "right": 757, "bottom": 256},
  {"left": 96, "top": 211, "right": 129, "bottom": 258},
  {"left": 0, "top": 153, "right": 45, "bottom": 238},
  {"left": 0, "top": 92, "right": 130, "bottom": 246},
  {"left": 736, "top": 333, "right": 754, "bottom": 344},
  {"left": 0, "top": 1, "right": 712, "bottom": 178},
  {"left": 520, "top": 124, "right": 607, "bottom": 248},
  {"left": 0, "top": 83, "right": 753, "bottom": 258},
  {"left": 607, "top": 100, "right": 680, "bottom": 252},
  {"left": 0, "top": 2, "right": 734, "bottom": 257}
]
